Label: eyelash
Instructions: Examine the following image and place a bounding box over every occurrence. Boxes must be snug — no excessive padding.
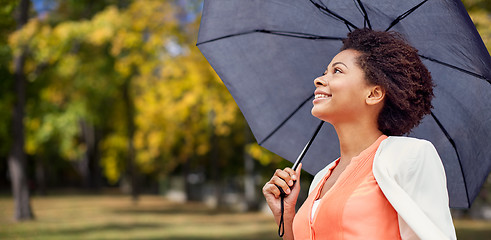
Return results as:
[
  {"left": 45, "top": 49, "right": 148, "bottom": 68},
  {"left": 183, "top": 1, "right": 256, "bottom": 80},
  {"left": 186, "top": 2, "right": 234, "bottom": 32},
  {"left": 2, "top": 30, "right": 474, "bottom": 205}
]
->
[{"left": 323, "top": 68, "right": 342, "bottom": 75}]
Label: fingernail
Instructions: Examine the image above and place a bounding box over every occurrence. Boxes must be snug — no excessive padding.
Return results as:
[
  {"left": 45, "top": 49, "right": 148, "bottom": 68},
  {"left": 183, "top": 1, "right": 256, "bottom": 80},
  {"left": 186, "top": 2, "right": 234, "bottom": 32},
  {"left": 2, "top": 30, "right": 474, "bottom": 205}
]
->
[
  {"left": 289, "top": 180, "right": 294, "bottom": 186},
  {"left": 286, "top": 188, "right": 291, "bottom": 194},
  {"left": 292, "top": 175, "right": 297, "bottom": 181}
]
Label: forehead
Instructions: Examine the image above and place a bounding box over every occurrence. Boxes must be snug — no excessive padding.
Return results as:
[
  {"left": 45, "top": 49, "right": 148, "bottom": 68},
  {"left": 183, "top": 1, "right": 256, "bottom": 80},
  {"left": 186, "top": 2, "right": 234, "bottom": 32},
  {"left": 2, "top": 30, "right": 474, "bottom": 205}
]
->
[{"left": 329, "top": 49, "right": 361, "bottom": 66}]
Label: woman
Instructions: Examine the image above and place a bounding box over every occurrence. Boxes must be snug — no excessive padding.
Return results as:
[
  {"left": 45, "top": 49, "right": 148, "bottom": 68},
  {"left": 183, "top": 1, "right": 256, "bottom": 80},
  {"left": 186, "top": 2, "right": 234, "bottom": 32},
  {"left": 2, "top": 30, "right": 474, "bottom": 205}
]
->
[{"left": 262, "top": 28, "right": 457, "bottom": 240}]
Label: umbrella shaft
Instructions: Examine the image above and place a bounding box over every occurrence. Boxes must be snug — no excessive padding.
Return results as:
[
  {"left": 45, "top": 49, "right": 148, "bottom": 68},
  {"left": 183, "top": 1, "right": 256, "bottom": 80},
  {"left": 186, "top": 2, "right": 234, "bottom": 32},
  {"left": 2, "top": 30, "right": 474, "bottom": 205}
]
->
[{"left": 292, "top": 121, "right": 324, "bottom": 171}]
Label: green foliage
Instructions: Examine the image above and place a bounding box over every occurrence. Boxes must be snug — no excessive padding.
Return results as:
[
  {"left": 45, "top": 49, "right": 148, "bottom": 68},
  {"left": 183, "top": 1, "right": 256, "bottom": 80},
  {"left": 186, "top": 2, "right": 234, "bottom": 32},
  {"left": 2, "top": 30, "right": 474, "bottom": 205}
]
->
[
  {"left": 6, "top": 0, "right": 251, "bottom": 185},
  {"left": 468, "top": 10, "right": 491, "bottom": 53},
  {"left": 461, "top": 0, "right": 491, "bottom": 12},
  {"left": 0, "top": 0, "right": 17, "bottom": 35},
  {"left": 462, "top": 0, "right": 491, "bottom": 53},
  {"left": 4, "top": 0, "right": 490, "bottom": 189},
  {"left": 0, "top": 0, "right": 17, "bottom": 156}
]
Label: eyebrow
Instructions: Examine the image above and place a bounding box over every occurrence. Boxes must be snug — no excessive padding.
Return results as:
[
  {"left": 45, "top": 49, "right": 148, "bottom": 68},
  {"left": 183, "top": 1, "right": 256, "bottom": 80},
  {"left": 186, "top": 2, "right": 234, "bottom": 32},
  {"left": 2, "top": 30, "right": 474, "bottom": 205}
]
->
[{"left": 331, "top": 62, "right": 348, "bottom": 68}]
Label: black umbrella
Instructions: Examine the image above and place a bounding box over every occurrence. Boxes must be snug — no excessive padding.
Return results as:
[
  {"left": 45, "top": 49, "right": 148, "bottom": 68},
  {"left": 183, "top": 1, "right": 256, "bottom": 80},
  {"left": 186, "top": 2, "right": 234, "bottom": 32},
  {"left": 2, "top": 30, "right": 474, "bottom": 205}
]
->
[{"left": 196, "top": 0, "right": 491, "bottom": 209}]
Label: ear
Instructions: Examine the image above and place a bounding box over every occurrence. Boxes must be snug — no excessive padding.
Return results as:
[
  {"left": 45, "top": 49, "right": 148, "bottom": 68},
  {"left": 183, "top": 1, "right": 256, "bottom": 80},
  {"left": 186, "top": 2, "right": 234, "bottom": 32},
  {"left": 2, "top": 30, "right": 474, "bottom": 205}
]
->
[{"left": 366, "top": 85, "right": 385, "bottom": 106}]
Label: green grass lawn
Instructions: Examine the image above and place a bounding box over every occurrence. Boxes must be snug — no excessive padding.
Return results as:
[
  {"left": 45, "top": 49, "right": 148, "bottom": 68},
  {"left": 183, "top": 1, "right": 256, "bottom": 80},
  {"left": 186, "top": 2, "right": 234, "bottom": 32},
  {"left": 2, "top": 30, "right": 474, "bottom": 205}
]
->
[
  {"left": 0, "top": 193, "right": 279, "bottom": 240},
  {"left": 0, "top": 193, "right": 490, "bottom": 239}
]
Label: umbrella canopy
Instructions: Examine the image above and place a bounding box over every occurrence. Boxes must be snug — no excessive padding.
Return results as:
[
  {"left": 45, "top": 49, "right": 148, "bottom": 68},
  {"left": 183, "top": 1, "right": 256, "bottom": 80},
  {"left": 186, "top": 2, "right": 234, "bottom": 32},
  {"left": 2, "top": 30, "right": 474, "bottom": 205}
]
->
[{"left": 197, "top": 0, "right": 491, "bottom": 208}]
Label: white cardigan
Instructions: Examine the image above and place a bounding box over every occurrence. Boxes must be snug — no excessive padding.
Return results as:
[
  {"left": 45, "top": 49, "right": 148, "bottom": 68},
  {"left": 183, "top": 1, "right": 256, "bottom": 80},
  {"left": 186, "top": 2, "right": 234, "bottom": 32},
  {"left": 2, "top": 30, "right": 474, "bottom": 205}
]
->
[{"left": 309, "top": 136, "right": 457, "bottom": 240}]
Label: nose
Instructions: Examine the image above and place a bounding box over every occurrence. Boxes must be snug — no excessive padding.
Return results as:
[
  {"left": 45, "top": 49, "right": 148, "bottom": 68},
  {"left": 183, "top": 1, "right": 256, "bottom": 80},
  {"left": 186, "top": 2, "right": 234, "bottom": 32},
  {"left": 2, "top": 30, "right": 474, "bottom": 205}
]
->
[{"left": 314, "top": 76, "right": 327, "bottom": 87}]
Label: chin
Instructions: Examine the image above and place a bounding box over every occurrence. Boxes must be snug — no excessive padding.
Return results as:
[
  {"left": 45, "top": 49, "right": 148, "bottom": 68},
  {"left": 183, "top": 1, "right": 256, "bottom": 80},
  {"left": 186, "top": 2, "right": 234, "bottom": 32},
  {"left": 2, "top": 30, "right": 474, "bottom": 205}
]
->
[{"left": 311, "top": 107, "right": 330, "bottom": 122}]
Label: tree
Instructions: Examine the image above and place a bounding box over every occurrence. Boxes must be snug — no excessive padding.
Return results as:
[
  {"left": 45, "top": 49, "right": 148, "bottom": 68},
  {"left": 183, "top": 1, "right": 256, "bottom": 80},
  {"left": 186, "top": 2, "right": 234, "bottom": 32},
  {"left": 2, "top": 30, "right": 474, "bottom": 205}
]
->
[
  {"left": 8, "top": 0, "right": 34, "bottom": 221},
  {"left": 9, "top": 3, "right": 125, "bottom": 194},
  {"left": 0, "top": 0, "right": 17, "bottom": 190},
  {"left": 6, "top": 0, "right": 304, "bottom": 209},
  {"left": 8, "top": 1, "right": 229, "bottom": 201}
]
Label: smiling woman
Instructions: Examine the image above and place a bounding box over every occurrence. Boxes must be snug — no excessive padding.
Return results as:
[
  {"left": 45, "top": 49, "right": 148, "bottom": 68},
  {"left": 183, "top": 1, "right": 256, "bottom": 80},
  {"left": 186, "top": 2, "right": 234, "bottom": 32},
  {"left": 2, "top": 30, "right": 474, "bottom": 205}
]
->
[{"left": 262, "top": 29, "right": 457, "bottom": 240}]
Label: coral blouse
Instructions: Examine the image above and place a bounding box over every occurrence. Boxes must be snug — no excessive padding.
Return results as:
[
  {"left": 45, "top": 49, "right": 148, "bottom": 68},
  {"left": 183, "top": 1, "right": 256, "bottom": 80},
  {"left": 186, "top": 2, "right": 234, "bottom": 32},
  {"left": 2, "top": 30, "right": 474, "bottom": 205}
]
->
[{"left": 292, "top": 135, "right": 401, "bottom": 239}]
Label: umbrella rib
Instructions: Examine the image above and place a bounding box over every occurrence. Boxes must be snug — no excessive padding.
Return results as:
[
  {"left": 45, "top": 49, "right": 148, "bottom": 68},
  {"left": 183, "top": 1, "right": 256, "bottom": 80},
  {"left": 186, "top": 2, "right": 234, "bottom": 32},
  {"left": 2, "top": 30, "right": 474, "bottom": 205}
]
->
[
  {"left": 258, "top": 94, "right": 314, "bottom": 146},
  {"left": 259, "top": 30, "right": 345, "bottom": 40},
  {"left": 385, "top": 0, "right": 430, "bottom": 31},
  {"left": 354, "top": 0, "right": 372, "bottom": 29},
  {"left": 308, "top": 0, "right": 359, "bottom": 31},
  {"left": 430, "top": 111, "right": 470, "bottom": 207},
  {"left": 196, "top": 29, "right": 344, "bottom": 46},
  {"left": 419, "top": 55, "right": 491, "bottom": 83}
]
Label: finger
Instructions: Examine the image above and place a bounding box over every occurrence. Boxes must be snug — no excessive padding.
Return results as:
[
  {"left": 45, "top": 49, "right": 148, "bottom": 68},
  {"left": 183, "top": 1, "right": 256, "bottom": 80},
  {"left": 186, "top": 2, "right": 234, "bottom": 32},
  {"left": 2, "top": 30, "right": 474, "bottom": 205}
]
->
[
  {"left": 284, "top": 167, "right": 297, "bottom": 182},
  {"left": 293, "top": 164, "right": 302, "bottom": 186},
  {"left": 271, "top": 176, "right": 291, "bottom": 195},
  {"left": 275, "top": 169, "right": 293, "bottom": 187},
  {"left": 295, "top": 163, "right": 302, "bottom": 180},
  {"left": 288, "top": 164, "right": 302, "bottom": 192},
  {"left": 263, "top": 182, "right": 281, "bottom": 198}
]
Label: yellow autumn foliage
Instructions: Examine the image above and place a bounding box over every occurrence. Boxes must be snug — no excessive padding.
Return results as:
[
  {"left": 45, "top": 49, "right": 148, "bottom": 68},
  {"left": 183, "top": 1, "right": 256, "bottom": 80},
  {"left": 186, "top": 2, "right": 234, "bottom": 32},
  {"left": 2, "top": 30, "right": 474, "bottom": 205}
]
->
[
  {"left": 100, "top": 133, "right": 128, "bottom": 184},
  {"left": 469, "top": 10, "right": 491, "bottom": 53},
  {"left": 87, "top": 6, "right": 120, "bottom": 46},
  {"left": 246, "top": 143, "right": 284, "bottom": 166},
  {"left": 10, "top": 0, "right": 279, "bottom": 182}
]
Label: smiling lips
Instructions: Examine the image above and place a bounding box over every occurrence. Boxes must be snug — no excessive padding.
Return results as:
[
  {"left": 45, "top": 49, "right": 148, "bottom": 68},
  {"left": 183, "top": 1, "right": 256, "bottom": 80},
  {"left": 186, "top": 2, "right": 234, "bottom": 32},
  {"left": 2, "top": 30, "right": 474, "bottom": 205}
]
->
[
  {"left": 315, "top": 94, "right": 331, "bottom": 99},
  {"left": 314, "top": 90, "right": 332, "bottom": 100}
]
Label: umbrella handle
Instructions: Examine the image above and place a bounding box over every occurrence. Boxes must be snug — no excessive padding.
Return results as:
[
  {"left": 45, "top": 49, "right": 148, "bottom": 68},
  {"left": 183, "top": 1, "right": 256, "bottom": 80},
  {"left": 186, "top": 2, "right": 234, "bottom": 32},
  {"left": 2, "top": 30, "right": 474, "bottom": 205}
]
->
[
  {"left": 276, "top": 182, "right": 296, "bottom": 237},
  {"left": 277, "top": 120, "right": 323, "bottom": 237},
  {"left": 278, "top": 187, "right": 286, "bottom": 237},
  {"left": 276, "top": 185, "right": 289, "bottom": 237}
]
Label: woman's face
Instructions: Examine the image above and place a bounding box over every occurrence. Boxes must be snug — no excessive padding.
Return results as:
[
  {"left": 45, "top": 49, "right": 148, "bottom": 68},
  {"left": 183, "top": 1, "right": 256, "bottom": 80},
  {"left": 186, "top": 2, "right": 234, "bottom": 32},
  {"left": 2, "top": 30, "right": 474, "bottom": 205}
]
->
[{"left": 311, "top": 49, "right": 374, "bottom": 124}]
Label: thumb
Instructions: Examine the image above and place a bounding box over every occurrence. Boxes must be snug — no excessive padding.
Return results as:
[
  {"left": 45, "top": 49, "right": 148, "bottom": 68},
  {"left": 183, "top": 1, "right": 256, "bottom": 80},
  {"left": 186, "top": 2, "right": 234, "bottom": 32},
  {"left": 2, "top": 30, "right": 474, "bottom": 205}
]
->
[
  {"left": 292, "top": 163, "right": 302, "bottom": 191},
  {"left": 286, "top": 163, "right": 302, "bottom": 203}
]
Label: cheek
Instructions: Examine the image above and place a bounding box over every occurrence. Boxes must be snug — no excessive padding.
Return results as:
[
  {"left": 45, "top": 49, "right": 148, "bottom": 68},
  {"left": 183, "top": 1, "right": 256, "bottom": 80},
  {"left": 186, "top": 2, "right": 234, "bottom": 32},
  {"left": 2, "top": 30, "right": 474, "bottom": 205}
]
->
[
  {"left": 334, "top": 83, "right": 367, "bottom": 106},
  {"left": 333, "top": 82, "right": 357, "bottom": 98}
]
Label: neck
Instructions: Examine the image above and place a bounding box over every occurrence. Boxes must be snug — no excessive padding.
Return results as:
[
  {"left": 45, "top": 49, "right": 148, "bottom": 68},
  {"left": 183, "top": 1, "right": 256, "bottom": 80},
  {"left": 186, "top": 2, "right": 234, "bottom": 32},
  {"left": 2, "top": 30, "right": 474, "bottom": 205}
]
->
[{"left": 333, "top": 119, "right": 383, "bottom": 164}]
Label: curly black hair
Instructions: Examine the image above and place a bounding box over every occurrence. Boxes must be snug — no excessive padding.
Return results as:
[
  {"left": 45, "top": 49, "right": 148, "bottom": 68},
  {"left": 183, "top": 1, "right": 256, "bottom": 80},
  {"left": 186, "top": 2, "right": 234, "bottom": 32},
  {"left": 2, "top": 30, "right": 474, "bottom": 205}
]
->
[{"left": 341, "top": 28, "right": 434, "bottom": 136}]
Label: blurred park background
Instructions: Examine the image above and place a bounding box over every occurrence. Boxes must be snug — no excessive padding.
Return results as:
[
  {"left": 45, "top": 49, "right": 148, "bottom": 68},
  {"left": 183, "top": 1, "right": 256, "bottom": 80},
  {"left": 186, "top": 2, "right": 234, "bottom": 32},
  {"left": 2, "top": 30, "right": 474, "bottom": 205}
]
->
[{"left": 0, "top": 0, "right": 490, "bottom": 239}]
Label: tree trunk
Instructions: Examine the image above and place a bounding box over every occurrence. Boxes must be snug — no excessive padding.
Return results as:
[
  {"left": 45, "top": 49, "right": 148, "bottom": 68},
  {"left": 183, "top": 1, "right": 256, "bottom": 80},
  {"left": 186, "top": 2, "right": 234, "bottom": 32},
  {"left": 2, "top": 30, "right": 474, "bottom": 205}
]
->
[
  {"left": 79, "top": 119, "right": 101, "bottom": 189},
  {"left": 7, "top": 0, "right": 33, "bottom": 221},
  {"left": 78, "top": 146, "right": 90, "bottom": 188},
  {"left": 79, "top": 120, "right": 89, "bottom": 188},
  {"left": 122, "top": 78, "right": 139, "bottom": 203},
  {"left": 209, "top": 112, "right": 224, "bottom": 208},
  {"left": 90, "top": 129, "right": 102, "bottom": 190},
  {"left": 243, "top": 127, "right": 258, "bottom": 211},
  {"left": 244, "top": 147, "right": 258, "bottom": 211},
  {"left": 210, "top": 139, "right": 223, "bottom": 207},
  {"left": 118, "top": 0, "right": 130, "bottom": 9},
  {"left": 183, "top": 158, "right": 192, "bottom": 201},
  {"left": 35, "top": 155, "right": 46, "bottom": 196}
]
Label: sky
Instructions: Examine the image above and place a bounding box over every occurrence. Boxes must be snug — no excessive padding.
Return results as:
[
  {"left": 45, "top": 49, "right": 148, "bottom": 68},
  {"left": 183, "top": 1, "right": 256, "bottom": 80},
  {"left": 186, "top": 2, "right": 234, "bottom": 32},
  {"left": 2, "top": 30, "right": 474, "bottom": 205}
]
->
[{"left": 31, "top": 0, "right": 57, "bottom": 18}]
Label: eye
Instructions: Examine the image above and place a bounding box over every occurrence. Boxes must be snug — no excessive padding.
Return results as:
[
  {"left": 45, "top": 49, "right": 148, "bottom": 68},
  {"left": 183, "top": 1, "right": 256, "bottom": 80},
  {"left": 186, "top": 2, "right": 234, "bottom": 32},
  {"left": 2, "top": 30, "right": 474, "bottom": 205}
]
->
[{"left": 334, "top": 68, "right": 342, "bottom": 74}]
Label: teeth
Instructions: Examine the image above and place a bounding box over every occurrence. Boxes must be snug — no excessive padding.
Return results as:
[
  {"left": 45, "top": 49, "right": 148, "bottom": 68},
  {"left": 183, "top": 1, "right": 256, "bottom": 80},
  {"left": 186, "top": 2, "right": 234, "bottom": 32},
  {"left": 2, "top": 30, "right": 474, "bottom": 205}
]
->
[{"left": 315, "top": 94, "right": 331, "bottom": 99}]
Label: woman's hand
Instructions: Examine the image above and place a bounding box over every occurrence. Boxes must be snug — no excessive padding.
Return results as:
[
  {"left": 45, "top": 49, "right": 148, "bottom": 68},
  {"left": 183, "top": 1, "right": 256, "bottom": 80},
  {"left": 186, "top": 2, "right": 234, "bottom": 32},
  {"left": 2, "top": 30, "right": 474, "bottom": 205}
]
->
[{"left": 262, "top": 164, "right": 302, "bottom": 220}]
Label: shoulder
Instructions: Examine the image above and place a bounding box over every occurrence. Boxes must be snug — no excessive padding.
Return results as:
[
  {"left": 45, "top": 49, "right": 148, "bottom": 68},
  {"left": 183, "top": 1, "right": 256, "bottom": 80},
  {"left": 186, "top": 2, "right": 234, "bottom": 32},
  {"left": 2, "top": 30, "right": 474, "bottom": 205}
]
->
[
  {"left": 374, "top": 137, "right": 455, "bottom": 239},
  {"left": 379, "top": 136, "right": 435, "bottom": 155},
  {"left": 375, "top": 136, "right": 440, "bottom": 172},
  {"left": 374, "top": 136, "right": 447, "bottom": 196}
]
